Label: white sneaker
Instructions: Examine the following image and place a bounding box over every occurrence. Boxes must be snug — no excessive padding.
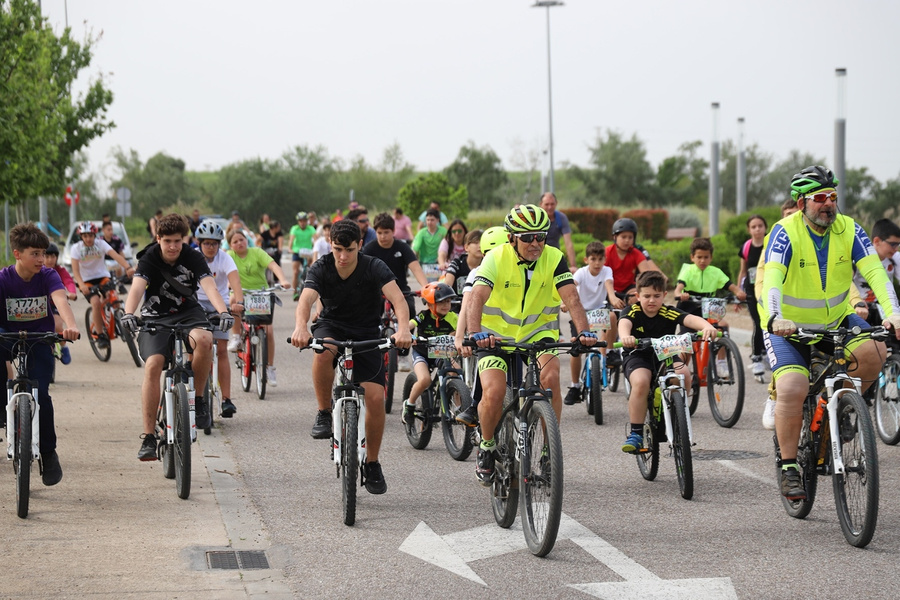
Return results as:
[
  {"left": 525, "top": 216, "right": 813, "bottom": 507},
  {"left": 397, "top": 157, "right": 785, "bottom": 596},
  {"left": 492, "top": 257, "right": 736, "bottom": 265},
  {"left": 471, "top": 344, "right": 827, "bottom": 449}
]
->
[
  {"left": 762, "top": 398, "right": 776, "bottom": 430},
  {"left": 227, "top": 333, "right": 241, "bottom": 353},
  {"left": 716, "top": 359, "right": 728, "bottom": 374},
  {"left": 751, "top": 360, "right": 765, "bottom": 376},
  {"left": 266, "top": 365, "right": 277, "bottom": 387}
]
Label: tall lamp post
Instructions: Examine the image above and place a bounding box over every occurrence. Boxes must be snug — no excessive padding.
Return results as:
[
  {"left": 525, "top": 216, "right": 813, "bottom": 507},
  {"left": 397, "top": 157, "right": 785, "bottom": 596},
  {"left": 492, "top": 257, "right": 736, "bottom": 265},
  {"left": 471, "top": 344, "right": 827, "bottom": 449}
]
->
[
  {"left": 532, "top": 1, "right": 563, "bottom": 194},
  {"left": 709, "top": 102, "right": 721, "bottom": 236},
  {"left": 834, "top": 68, "right": 847, "bottom": 213}
]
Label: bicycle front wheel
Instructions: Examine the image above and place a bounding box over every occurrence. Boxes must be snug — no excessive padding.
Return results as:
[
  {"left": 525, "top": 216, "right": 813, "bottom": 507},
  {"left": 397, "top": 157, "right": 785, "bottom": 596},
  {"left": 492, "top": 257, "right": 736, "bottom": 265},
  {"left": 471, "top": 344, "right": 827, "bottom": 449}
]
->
[
  {"left": 707, "top": 337, "right": 745, "bottom": 427},
  {"left": 403, "top": 373, "right": 433, "bottom": 450},
  {"left": 14, "top": 391, "right": 32, "bottom": 518},
  {"left": 520, "top": 400, "right": 564, "bottom": 557},
  {"left": 255, "top": 327, "right": 268, "bottom": 399},
  {"left": 589, "top": 354, "right": 603, "bottom": 425},
  {"left": 174, "top": 382, "right": 192, "bottom": 499},
  {"left": 442, "top": 378, "right": 473, "bottom": 461},
  {"left": 115, "top": 308, "right": 143, "bottom": 367},
  {"left": 85, "top": 307, "right": 111, "bottom": 362},
  {"left": 239, "top": 333, "right": 251, "bottom": 392},
  {"left": 874, "top": 354, "right": 900, "bottom": 445},
  {"left": 491, "top": 410, "right": 519, "bottom": 528},
  {"left": 383, "top": 326, "right": 397, "bottom": 414},
  {"left": 342, "top": 401, "right": 359, "bottom": 526},
  {"left": 670, "top": 390, "right": 693, "bottom": 500},
  {"left": 833, "top": 391, "right": 879, "bottom": 547}
]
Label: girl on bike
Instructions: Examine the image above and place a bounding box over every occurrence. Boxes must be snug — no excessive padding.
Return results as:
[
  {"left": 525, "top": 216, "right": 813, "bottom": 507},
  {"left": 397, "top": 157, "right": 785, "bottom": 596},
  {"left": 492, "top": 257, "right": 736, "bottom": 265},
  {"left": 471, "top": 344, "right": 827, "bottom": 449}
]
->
[{"left": 438, "top": 219, "right": 468, "bottom": 272}]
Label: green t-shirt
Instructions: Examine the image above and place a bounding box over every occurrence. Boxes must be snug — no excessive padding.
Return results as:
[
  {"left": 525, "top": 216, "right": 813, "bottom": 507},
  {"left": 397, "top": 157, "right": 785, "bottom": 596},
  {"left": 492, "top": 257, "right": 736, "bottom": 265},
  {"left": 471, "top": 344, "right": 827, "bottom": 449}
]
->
[
  {"left": 412, "top": 226, "right": 446, "bottom": 264},
  {"left": 676, "top": 263, "right": 731, "bottom": 296},
  {"left": 228, "top": 247, "right": 272, "bottom": 290},
  {"left": 289, "top": 224, "right": 315, "bottom": 253}
]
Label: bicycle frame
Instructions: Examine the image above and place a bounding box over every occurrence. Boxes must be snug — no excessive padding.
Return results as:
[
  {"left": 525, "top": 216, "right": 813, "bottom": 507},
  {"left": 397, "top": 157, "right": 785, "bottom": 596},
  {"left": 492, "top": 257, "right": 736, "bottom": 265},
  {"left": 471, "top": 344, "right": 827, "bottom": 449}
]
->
[
  {"left": 5, "top": 351, "right": 40, "bottom": 463},
  {"left": 655, "top": 360, "right": 694, "bottom": 448},
  {"left": 331, "top": 348, "right": 367, "bottom": 473},
  {"left": 164, "top": 330, "right": 198, "bottom": 444}
]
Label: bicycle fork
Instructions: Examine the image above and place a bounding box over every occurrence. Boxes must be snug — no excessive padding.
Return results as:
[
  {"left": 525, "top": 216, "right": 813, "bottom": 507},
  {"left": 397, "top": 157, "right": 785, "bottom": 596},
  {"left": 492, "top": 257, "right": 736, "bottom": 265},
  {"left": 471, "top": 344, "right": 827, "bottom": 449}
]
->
[
  {"left": 163, "top": 374, "right": 197, "bottom": 445},
  {"left": 821, "top": 375, "right": 862, "bottom": 477},
  {"left": 331, "top": 395, "right": 367, "bottom": 472},
  {"left": 658, "top": 374, "right": 694, "bottom": 447},
  {"left": 6, "top": 384, "right": 40, "bottom": 461}
]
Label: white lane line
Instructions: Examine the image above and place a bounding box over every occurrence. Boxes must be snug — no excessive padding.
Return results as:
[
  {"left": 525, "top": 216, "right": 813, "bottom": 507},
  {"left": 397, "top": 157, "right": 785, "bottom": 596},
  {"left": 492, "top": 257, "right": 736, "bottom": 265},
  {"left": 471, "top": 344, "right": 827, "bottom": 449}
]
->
[{"left": 717, "top": 459, "right": 776, "bottom": 487}]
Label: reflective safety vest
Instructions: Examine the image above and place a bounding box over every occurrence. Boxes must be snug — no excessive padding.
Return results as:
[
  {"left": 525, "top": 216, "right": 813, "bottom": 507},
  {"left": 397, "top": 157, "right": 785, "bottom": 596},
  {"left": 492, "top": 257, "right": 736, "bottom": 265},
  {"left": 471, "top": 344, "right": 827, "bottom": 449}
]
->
[{"left": 479, "top": 244, "right": 565, "bottom": 342}]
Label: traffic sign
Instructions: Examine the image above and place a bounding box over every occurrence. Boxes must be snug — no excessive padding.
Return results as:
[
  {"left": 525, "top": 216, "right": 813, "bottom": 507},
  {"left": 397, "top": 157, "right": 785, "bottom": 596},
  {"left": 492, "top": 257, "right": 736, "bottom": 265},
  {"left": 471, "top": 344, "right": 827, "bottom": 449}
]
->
[{"left": 116, "top": 187, "right": 132, "bottom": 202}]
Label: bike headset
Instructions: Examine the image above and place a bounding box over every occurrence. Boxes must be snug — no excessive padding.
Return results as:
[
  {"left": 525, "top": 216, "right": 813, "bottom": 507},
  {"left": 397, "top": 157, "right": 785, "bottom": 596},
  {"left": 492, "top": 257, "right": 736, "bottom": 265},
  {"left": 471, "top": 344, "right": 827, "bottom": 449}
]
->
[
  {"left": 504, "top": 204, "right": 550, "bottom": 264},
  {"left": 420, "top": 282, "right": 457, "bottom": 326}
]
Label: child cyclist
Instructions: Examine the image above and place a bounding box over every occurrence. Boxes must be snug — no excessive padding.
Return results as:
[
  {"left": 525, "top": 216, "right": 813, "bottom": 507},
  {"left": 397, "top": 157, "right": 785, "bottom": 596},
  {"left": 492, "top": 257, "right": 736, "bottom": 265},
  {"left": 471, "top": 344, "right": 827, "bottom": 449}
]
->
[
  {"left": 619, "top": 271, "right": 717, "bottom": 453},
  {"left": 605, "top": 218, "right": 661, "bottom": 310},
  {"left": 44, "top": 242, "right": 77, "bottom": 365},
  {"left": 563, "top": 241, "right": 618, "bottom": 406},
  {"left": 401, "top": 282, "right": 459, "bottom": 425}
]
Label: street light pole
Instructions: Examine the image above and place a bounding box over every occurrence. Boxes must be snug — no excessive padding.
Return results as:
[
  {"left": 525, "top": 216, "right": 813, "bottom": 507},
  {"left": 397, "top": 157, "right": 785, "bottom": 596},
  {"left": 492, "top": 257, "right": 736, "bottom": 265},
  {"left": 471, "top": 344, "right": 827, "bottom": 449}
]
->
[{"left": 532, "top": 1, "right": 563, "bottom": 194}]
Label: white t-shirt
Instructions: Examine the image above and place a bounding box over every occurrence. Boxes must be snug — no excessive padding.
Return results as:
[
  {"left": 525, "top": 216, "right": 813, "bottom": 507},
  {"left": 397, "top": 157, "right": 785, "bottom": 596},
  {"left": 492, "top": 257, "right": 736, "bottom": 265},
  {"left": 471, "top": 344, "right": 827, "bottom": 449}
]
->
[
  {"left": 71, "top": 238, "right": 114, "bottom": 281},
  {"left": 196, "top": 249, "right": 238, "bottom": 302},
  {"left": 853, "top": 251, "right": 900, "bottom": 302},
  {"left": 313, "top": 237, "right": 331, "bottom": 258},
  {"left": 462, "top": 265, "right": 480, "bottom": 295},
  {"left": 574, "top": 265, "right": 613, "bottom": 311}
]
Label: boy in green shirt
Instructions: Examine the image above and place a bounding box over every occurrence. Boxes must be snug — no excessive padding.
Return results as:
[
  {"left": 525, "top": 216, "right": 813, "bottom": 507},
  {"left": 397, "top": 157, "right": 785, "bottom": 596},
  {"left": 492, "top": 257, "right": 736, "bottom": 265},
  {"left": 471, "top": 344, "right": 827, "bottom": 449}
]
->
[
  {"left": 288, "top": 211, "right": 316, "bottom": 301},
  {"left": 412, "top": 209, "right": 446, "bottom": 265}
]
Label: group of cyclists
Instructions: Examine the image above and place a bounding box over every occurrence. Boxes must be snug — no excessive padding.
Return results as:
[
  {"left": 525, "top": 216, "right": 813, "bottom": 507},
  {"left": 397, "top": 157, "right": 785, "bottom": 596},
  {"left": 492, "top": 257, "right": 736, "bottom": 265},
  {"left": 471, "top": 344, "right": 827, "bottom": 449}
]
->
[{"left": 5, "top": 163, "right": 900, "bottom": 509}]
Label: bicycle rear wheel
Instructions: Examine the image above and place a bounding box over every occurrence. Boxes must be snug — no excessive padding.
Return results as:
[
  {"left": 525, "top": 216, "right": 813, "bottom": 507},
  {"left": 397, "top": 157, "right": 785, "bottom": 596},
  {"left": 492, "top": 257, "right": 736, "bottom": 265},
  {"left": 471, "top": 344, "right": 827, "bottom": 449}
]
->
[
  {"left": 776, "top": 396, "right": 818, "bottom": 519},
  {"left": 255, "top": 327, "right": 268, "bottom": 399},
  {"left": 442, "top": 378, "right": 473, "bottom": 461},
  {"left": 874, "top": 354, "right": 900, "bottom": 445},
  {"left": 14, "top": 391, "right": 32, "bottom": 518},
  {"left": 174, "top": 382, "right": 192, "bottom": 499},
  {"left": 383, "top": 326, "right": 397, "bottom": 414},
  {"left": 403, "top": 373, "right": 433, "bottom": 449},
  {"left": 85, "top": 307, "right": 111, "bottom": 362},
  {"left": 491, "top": 410, "right": 519, "bottom": 528},
  {"left": 116, "top": 309, "right": 144, "bottom": 367},
  {"left": 342, "top": 401, "right": 359, "bottom": 526},
  {"left": 833, "top": 391, "right": 879, "bottom": 547},
  {"left": 589, "top": 354, "right": 603, "bottom": 425},
  {"left": 707, "top": 337, "right": 745, "bottom": 428},
  {"left": 520, "top": 400, "right": 563, "bottom": 557},
  {"left": 239, "top": 333, "right": 251, "bottom": 392},
  {"left": 670, "top": 389, "right": 693, "bottom": 500}
]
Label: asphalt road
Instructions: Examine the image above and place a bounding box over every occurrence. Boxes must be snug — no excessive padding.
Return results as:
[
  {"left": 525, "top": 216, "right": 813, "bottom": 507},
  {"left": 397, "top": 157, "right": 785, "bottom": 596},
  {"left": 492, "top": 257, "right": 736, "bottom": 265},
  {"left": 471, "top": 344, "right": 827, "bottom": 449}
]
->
[{"left": 2, "top": 291, "right": 900, "bottom": 599}]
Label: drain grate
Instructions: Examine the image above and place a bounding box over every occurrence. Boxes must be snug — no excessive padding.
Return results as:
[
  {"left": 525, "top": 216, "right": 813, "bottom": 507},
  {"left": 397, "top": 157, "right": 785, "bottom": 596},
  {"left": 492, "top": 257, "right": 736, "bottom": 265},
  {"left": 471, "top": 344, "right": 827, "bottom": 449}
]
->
[
  {"left": 692, "top": 449, "right": 766, "bottom": 461},
  {"left": 206, "top": 550, "right": 270, "bottom": 570}
]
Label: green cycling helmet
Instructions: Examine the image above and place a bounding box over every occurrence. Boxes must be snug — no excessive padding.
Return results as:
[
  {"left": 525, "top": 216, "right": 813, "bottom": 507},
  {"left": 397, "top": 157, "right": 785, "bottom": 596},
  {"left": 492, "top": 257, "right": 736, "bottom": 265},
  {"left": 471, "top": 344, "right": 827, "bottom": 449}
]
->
[
  {"left": 504, "top": 204, "right": 550, "bottom": 234},
  {"left": 790, "top": 165, "right": 839, "bottom": 201},
  {"left": 480, "top": 226, "right": 508, "bottom": 253}
]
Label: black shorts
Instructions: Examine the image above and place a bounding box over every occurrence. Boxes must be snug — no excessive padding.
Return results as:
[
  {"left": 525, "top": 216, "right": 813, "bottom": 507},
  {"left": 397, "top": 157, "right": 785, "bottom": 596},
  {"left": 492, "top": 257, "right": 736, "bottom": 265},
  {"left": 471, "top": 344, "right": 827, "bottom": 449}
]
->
[
  {"left": 310, "top": 322, "right": 385, "bottom": 385},
  {"left": 623, "top": 348, "right": 686, "bottom": 380},
  {"left": 82, "top": 276, "right": 109, "bottom": 300},
  {"left": 138, "top": 305, "right": 210, "bottom": 361}
]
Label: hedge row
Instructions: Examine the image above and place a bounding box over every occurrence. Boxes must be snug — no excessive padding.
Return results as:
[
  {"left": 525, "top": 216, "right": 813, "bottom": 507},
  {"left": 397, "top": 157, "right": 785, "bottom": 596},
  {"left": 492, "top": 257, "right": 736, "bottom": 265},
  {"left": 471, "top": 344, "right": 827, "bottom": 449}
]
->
[{"left": 565, "top": 207, "right": 670, "bottom": 241}]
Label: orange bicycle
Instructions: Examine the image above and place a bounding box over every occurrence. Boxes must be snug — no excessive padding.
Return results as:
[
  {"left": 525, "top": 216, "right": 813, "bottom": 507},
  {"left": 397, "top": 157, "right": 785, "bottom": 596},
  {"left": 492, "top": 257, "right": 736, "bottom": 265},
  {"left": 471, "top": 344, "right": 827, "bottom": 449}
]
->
[{"left": 85, "top": 276, "right": 143, "bottom": 367}]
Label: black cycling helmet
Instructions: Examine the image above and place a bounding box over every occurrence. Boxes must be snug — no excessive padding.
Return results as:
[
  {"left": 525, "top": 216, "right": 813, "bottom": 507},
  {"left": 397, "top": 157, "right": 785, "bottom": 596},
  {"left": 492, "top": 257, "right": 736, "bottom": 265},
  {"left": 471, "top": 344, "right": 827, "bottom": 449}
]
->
[
  {"left": 790, "top": 165, "right": 839, "bottom": 201},
  {"left": 612, "top": 218, "right": 638, "bottom": 239},
  {"left": 46, "top": 242, "right": 59, "bottom": 256},
  {"left": 421, "top": 282, "right": 457, "bottom": 305}
]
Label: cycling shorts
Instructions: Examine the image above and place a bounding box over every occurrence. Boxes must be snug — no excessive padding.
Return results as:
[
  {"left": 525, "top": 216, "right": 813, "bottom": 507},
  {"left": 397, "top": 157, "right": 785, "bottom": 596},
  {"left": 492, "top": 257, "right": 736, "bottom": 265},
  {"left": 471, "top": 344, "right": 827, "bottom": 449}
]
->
[
  {"left": 623, "top": 348, "right": 687, "bottom": 380},
  {"left": 82, "top": 276, "right": 110, "bottom": 300},
  {"left": 137, "top": 305, "right": 209, "bottom": 361},
  {"left": 310, "top": 322, "right": 385, "bottom": 385},
  {"left": 475, "top": 333, "right": 557, "bottom": 375},
  {"left": 764, "top": 313, "right": 870, "bottom": 382}
]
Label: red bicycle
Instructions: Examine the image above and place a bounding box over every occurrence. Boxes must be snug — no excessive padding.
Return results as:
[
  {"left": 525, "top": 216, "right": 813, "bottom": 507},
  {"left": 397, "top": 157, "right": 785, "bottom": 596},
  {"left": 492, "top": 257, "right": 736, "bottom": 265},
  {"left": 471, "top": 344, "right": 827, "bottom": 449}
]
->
[{"left": 236, "top": 287, "right": 282, "bottom": 400}]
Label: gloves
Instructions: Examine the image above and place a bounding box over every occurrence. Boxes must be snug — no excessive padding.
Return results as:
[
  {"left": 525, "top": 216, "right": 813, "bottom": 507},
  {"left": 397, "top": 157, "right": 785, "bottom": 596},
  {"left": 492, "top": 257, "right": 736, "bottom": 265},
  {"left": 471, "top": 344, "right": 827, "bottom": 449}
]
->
[
  {"left": 121, "top": 313, "right": 139, "bottom": 335},
  {"left": 470, "top": 332, "right": 491, "bottom": 342},
  {"left": 217, "top": 312, "right": 235, "bottom": 332},
  {"left": 577, "top": 330, "right": 597, "bottom": 340}
]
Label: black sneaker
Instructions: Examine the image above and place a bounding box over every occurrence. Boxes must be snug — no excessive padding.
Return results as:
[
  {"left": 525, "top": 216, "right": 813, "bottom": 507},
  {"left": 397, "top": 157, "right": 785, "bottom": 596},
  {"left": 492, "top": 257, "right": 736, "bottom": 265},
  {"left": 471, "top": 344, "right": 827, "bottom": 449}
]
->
[
  {"left": 221, "top": 398, "right": 237, "bottom": 418},
  {"left": 363, "top": 461, "right": 387, "bottom": 494},
  {"left": 455, "top": 405, "right": 478, "bottom": 427},
  {"left": 780, "top": 468, "right": 807, "bottom": 500},
  {"left": 607, "top": 350, "right": 622, "bottom": 367},
  {"left": 401, "top": 402, "right": 415, "bottom": 425},
  {"left": 96, "top": 334, "right": 109, "bottom": 349},
  {"left": 41, "top": 451, "right": 63, "bottom": 486},
  {"left": 138, "top": 433, "right": 158, "bottom": 461},
  {"left": 476, "top": 446, "right": 495, "bottom": 487},
  {"left": 564, "top": 386, "right": 582, "bottom": 405},
  {"left": 118, "top": 283, "right": 128, "bottom": 295},
  {"left": 311, "top": 409, "right": 333, "bottom": 439},
  {"left": 195, "top": 397, "right": 211, "bottom": 430}
]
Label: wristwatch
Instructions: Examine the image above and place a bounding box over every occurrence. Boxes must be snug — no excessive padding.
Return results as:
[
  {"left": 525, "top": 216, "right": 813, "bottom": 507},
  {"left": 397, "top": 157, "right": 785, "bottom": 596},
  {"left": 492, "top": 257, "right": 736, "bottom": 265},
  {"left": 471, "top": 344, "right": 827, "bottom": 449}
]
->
[{"left": 855, "top": 302, "right": 867, "bottom": 308}]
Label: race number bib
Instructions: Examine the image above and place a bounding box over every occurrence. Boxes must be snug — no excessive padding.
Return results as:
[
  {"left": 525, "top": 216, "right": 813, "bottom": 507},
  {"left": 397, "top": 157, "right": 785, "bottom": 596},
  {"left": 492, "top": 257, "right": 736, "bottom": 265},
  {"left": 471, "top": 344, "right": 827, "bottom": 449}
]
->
[
  {"left": 297, "top": 248, "right": 314, "bottom": 258},
  {"left": 586, "top": 308, "right": 611, "bottom": 333},
  {"left": 422, "top": 264, "right": 442, "bottom": 283},
  {"left": 6, "top": 296, "right": 49, "bottom": 322},
  {"left": 245, "top": 293, "right": 272, "bottom": 317},
  {"left": 427, "top": 335, "right": 457, "bottom": 359},
  {"left": 651, "top": 334, "right": 693, "bottom": 361},
  {"left": 701, "top": 298, "right": 727, "bottom": 322}
]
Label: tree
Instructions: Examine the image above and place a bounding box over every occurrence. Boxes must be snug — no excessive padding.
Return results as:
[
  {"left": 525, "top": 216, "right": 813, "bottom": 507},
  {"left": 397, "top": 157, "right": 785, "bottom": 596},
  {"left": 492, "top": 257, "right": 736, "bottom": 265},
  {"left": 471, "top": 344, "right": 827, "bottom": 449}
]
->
[
  {"left": 857, "top": 175, "right": 900, "bottom": 224},
  {"left": 110, "top": 149, "right": 199, "bottom": 217},
  {"left": 570, "top": 129, "right": 655, "bottom": 208},
  {"left": 443, "top": 142, "right": 507, "bottom": 210},
  {"left": 654, "top": 140, "right": 708, "bottom": 208},
  {"left": 396, "top": 173, "right": 468, "bottom": 222},
  {"left": 718, "top": 141, "right": 778, "bottom": 210}
]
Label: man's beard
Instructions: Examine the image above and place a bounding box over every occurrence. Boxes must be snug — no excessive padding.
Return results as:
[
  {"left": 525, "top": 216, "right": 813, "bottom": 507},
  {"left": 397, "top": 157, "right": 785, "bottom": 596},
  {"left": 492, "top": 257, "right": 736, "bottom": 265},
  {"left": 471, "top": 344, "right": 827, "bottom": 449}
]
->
[{"left": 805, "top": 205, "right": 835, "bottom": 229}]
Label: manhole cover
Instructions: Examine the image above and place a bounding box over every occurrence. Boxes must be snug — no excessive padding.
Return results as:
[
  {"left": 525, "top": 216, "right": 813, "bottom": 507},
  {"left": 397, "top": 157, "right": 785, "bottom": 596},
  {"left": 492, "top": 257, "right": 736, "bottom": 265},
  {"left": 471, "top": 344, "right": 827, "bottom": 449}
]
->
[
  {"left": 692, "top": 449, "right": 766, "bottom": 461},
  {"left": 206, "top": 550, "right": 269, "bottom": 570}
]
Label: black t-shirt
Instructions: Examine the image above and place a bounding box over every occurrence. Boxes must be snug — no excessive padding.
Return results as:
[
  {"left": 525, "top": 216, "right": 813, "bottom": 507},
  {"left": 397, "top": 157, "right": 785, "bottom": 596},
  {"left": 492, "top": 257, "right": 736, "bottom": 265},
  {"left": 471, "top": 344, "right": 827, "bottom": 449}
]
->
[
  {"left": 444, "top": 254, "right": 472, "bottom": 294},
  {"left": 260, "top": 229, "right": 283, "bottom": 251},
  {"left": 360, "top": 240, "right": 417, "bottom": 292},
  {"left": 134, "top": 244, "right": 211, "bottom": 317},
  {"left": 620, "top": 303, "right": 687, "bottom": 356},
  {"left": 306, "top": 253, "right": 397, "bottom": 334}
]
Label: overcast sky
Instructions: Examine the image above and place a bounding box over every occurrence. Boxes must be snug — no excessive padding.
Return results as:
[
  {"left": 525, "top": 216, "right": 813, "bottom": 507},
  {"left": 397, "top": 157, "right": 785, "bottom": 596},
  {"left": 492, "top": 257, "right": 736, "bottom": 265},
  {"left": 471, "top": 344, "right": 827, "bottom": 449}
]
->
[{"left": 40, "top": 0, "right": 900, "bottom": 191}]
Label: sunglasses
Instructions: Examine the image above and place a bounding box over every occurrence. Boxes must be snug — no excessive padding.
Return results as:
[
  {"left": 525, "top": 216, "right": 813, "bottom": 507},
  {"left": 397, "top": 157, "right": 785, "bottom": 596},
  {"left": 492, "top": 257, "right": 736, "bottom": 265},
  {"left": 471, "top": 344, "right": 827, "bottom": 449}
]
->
[
  {"left": 357, "top": 218, "right": 369, "bottom": 223},
  {"left": 805, "top": 191, "right": 837, "bottom": 204},
  {"left": 515, "top": 232, "right": 547, "bottom": 244},
  {"left": 451, "top": 229, "right": 464, "bottom": 234}
]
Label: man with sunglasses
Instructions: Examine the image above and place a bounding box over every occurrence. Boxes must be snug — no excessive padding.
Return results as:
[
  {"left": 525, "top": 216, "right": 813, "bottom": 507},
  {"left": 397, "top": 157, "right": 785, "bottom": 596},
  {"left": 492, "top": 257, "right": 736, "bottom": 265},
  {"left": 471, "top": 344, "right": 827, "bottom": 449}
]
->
[
  {"left": 461, "top": 204, "right": 597, "bottom": 486},
  {"left": 760, "top": 165, "right": 900, "bottom": 501}
]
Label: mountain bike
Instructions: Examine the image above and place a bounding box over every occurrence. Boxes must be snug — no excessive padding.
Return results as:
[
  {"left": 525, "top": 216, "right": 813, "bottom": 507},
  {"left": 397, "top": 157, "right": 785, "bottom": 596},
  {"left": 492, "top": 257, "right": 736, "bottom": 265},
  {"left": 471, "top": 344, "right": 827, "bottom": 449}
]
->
[
  {"left": 685, "top": 296, "right": 745, "bottom": 427},
  {"left": 1, "top": 331, "right": 73, "bottom": 518},
  {"left": 199, "top": 312, "right": 223, "bottom": 436},
  {"left": 774, "top": 325, "right": 886, "bottom": 547},
  {"left": 380, "top": 290, "right": 418, "bottom": 415},
  {"left": 298, "top": 336, "right": 392, "bottom": 526},
  {"left": 867, "top": 299, "right": 900, "bottom": 444},
  {"left": 236, "top": 287, "right": 283, "bottom": 400},
  {"left": 401, "top": 335, "right": 474, "bottom": 461},
  {"left": 464, "top": 337, "right": 585, "bottom": 557},
  {"left": 85, "top": 276, "right": 143, "bottom": 367},
  {"left": 619, "top": 333, "right": 702, "bottom": 500}
]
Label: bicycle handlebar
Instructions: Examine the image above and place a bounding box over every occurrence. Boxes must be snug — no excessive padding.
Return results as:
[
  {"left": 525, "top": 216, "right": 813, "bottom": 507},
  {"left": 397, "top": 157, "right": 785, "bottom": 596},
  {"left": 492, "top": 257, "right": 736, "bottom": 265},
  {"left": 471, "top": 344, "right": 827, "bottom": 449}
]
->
[
  {"left": 612, "top": 331, "right": 721, "bottom": 349},
  {"left": 286, "top": 337, "right": 392, "bottom": 354},
  {"left": 0, "top": 331, "right": 77, "bottom": 344},
  {"left": 791, "top": 325, "right": 889, "bottom": 343},
  {"left": 461, "top": 337, "right": 601, "bottom": 355}
]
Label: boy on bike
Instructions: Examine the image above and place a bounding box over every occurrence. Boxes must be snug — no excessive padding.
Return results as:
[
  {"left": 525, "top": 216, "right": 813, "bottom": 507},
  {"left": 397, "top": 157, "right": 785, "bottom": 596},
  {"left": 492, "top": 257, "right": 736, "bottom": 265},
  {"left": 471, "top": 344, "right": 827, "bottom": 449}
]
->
[
  {"left": 123, "top": 214, "right": 234, "bottom": 461},
  {"left": 619, "top": 270, "right": 717, "bottom": 453},
  {"left": 361, "top": 212, "right": 429, "bottom": 320},
  {"left": 45, "top": 243, "right": 76, "bottom": 365},
  {"left": 70, "top": 221, "right": 135, "bottom": 349},
  {"left": 290, "top": 219, "right": 412, "bottom": 495},
  {"left": 288, "top": 212, "right": 315, "bottom": 301},
  {"left": 401, "top": 282, "right": 459, "bottom": 425},
  {"left": 605, "top": 218, "right": 661, "bottom": 310},
  {"left": 0, "top": 224, "right": 79, "bottom": 485}
]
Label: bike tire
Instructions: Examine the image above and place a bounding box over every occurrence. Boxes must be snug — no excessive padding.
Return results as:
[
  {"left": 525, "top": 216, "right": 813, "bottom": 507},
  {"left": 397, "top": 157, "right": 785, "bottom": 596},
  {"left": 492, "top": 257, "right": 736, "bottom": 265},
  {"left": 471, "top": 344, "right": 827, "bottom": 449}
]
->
[
  {"left": 174, "top": 382, "right": 192, "bottom": 499},
  {"left": 442, "top": 378, "right": 474, "bottom": 461},
  {"left": 670, "top": 389, "right": 693, "bottom": 500},
  {"left": 590, "top": 354, "right": 604, "bottom": 425},
  {"left": 240, "top": 333, "right": 251, "bottom": 392},
  {"left": 874, "top": 354, "right": 900, "bottom": 445},
  {"left": 520, "top": 400, "right": 564, "bottom": 557},
  {"left": 491, "top": 410, "right": 519, "bottom": 528},
  {"left": 689, "top": 353, "right": 701, "bottom": 415},
  {"left": 255, "top": 327, "right": 268, "bottom": 399},
  {"left": 403, "top": 373, "right": 433, "bottom": 450},
  {"left": 776, "top": 396, "right": 818, "bottom": 519},
  {"left": 85, "top": 307, "right": 111, "bottom": 362},
  {"left": 832, "top": 391, "right": 879, "bottom": 547},
  {"left": 607, "top": 363, "right": 620, "bottom": 393},
  {"left": 156, "top": 392, "right": 175, "bottom": 479},
  {"left": 637, "top": 401, "right": 660, "bottom": 481},
  {"left": 116, "top": 309, "right": 144, "bottom": 367},
  {"left": 383, "top": 326, "right": 397, "bottom": 414},
  {"left": 342, "top": 400, "right": 359, "bottom": 526},
  {"left": 14, "top": 391, "right": 32, "bottom": 519},
  {"left": 707, "top": 337, "right": 745, "bottom": 428}
]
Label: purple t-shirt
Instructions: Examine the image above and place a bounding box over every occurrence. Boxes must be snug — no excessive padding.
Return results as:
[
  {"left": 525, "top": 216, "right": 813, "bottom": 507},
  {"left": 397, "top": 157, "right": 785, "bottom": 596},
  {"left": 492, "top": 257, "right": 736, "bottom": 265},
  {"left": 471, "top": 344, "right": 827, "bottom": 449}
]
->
[{"left": 0, "top": 265, "right": 64, "bottom": 332}]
